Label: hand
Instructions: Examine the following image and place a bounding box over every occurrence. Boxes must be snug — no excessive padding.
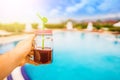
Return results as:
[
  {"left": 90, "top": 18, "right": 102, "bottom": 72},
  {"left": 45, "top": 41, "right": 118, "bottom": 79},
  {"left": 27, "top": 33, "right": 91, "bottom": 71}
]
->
[
  {"left": 13, "top": 36, "right": 39, "bottom": 66},
  {"left": 0, "top": 36, "right": 38, "bottom": 79}
]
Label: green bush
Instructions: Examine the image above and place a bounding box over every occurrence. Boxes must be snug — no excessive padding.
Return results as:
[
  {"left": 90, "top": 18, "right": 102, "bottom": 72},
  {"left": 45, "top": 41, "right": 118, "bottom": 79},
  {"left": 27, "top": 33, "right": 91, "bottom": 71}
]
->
[
  {"left": 109, "top": 27, "right": 120, "bottom": 32},
  {"left": 45, "top": 23, "right": 65, "bottom": 29},
  {"left": 0, "top": 20, "right": 119, "bottom": 33},
  {"left": 0, "top": 23, "right": 25, "bottom": 32},
  {"left": 93, "top": 22, "right": 113, "bottom": 30},
  {"left": 32, "top": 23, "right": 38, "bottom": 29},
  {"left": 93, "top": 23, "right": 103, "bottom": 29},
  {"left": 74, "top": 23, "right": 87, "bottom": 29}
]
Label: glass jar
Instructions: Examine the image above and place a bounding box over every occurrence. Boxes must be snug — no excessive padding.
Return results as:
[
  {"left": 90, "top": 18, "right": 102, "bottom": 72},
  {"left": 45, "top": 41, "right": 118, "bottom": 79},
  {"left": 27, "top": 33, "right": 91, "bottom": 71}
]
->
[{"left": 33, "top": 30, "right": 53, "bottom": 64}]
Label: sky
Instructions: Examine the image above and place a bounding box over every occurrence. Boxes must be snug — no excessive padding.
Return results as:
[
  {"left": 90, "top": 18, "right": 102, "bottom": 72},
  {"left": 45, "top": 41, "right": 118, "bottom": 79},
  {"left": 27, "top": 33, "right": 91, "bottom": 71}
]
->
[{"left": 0, "top": 0, "right": 120, "bottom": 23}]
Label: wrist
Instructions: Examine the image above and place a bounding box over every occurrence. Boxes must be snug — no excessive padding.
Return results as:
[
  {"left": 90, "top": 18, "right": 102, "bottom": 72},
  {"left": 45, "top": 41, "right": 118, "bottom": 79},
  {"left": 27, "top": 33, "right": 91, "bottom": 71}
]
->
[{"left": 8, "top": 49, "right": 24, "bottom": 66}]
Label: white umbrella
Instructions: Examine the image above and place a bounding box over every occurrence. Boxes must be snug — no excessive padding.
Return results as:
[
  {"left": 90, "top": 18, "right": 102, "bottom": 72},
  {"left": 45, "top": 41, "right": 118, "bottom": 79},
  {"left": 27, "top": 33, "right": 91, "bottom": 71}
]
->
[
  {"left": 113, "top": 22, "right": 120, "bottom": 27},
  {"left": 86, "top": 22, "right": 93, "bottom": 31}
]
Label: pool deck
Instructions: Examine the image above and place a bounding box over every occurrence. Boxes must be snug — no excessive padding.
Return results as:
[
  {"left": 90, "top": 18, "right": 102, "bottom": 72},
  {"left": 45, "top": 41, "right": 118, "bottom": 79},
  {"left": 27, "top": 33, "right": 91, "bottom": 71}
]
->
[{"left": 0, "top": 34, "right": 34, "bottom": 45}]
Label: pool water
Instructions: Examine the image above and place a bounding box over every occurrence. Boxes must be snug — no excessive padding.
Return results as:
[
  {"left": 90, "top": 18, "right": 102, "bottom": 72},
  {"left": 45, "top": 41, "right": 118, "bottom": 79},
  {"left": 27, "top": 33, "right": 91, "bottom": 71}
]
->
[
  {"left": 0, "top": 31, "right": 120, "bottom": 80},
  {"left": 0, "top": 41, "right": 18, "bottom": 54}
]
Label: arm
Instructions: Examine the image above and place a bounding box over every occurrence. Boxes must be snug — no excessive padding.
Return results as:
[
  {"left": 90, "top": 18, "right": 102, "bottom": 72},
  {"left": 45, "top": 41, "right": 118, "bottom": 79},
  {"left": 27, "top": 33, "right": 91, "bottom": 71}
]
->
[
  {"left": 0, "top": 37, "right": 34, "bottom": 79},
  {"left": 0, "top": 50, "right": 21, "bottom": 79}
]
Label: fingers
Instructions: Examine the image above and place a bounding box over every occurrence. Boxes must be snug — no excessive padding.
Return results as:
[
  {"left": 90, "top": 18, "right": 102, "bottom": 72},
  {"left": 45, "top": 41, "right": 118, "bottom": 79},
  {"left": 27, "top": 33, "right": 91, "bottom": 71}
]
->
[
  {"left": 27, "top": 35, "right": 36, "bottom": 50},
  {"left": 18, "top": 35, "right": 35, "bottom": 45},
  {"left": 17, "top": 35, "right": 40, "bottom": 66},
  {"left": 26, "top": 55, "right": 40, "bottom": 66},
  {"left": 19, "top": 55, "right": 40, "bottom": 66},
  {"left": 27, "top": 35, "right": 35, "bottom": 43},
  {"left": 16, "top": 35, "right": 35, "bottom": 50}
]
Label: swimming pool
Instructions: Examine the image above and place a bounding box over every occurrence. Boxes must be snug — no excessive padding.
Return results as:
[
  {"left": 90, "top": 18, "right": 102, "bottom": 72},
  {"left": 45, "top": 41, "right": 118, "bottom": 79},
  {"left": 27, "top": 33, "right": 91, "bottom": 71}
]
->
[{"left": 0, "top": 31, "right": 120, "bottom": 80}]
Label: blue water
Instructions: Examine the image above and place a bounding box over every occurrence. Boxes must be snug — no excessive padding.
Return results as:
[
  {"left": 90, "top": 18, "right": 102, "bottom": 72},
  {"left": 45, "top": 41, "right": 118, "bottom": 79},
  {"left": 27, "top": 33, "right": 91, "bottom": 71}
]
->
[
  {"left": 0, "top": 31, "right": 120, "bottom": 80},
  {"left": 0, "top": 41, "right": 18, "bottom": 54}
]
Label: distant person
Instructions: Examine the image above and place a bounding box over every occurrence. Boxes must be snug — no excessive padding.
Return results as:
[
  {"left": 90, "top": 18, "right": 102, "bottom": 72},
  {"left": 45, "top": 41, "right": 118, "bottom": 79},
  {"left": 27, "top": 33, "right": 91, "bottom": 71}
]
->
[{"left": 0, "top": 36, "right": 36, "bottom": 80}]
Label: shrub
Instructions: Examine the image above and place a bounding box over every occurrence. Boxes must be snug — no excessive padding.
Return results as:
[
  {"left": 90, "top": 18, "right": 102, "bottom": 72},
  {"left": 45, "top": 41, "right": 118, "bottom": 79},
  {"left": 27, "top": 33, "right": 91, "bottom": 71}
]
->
[
  {"left": 31, "top": 23, "right": 38, "bottom": 29},
  {"left": 45, "top": 23, "right": 65, "bottom": 29},
  {"left": 74, "top": 23, "right": 87, "bottom": 29},
  {"left": 109, "top": 27, "right": 120, "bottom": 32},
  {"left": 0, "top": 23, "right": 25, "bottom": 32}
]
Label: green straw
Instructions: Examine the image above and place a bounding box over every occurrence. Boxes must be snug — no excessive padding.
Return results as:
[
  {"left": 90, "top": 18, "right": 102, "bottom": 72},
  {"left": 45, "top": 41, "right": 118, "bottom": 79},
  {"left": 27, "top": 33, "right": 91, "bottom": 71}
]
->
[
  {"left": 42, "top": 23, "right": 44, "bottom": 49},
  {"left": 37, "top": 13, "right": 48, "bottom": 49}
]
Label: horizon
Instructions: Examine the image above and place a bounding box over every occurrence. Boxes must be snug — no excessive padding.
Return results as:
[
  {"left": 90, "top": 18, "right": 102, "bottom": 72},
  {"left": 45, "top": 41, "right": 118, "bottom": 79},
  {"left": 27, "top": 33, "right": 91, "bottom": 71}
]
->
[{"left": 0, "top": 0, "right": 120, "bottom": 23}]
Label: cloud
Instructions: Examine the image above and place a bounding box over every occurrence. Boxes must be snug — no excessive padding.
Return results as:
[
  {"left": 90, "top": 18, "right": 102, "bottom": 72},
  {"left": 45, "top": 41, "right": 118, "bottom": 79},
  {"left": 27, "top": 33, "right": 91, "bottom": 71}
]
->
[
  {"left": 49, "top": 6, "right": 62, "bottom": 16},
  {"left": 50, "top": 0, "right": 120, "bottom": 17},
  {"left": 49, "top": 9, "right": 59, "bottom": 16},
  {"left": 66, "top": 0, "right": 87, "bottom": 13},
  {"left": 0, "top": 0, "right": 36, "bottom": 23},
  {"left": 0, "top": 0, "right": 120, "bottom": 23},
  {"left": 98, "top": 0, "right": 112, "bottom": 11},
  {"left": 72, "top": 13, "right": 120, "bottom": 21},
  {"left": 98, "top": 0, "right": 120, "bottom": 12},
  {"left": 86, "top": 6, "right": 95, "bottom": 14}
]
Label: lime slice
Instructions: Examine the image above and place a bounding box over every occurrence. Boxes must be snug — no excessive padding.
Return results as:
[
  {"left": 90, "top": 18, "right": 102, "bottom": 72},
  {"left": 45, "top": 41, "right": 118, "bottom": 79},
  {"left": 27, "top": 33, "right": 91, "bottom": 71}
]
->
[{"left": 42, "top": 17, "right": 48, "bottom": 23}]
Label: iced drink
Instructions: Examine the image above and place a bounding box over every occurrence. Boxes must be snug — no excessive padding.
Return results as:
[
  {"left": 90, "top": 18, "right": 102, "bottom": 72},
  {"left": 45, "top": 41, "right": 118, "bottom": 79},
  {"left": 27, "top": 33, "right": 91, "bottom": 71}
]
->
[
  {"left": 34, "top": 30, "right": 53, "bottom": 64},
  {"left": 34, "top": 48, "right": 52, "bottom": 64}
]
